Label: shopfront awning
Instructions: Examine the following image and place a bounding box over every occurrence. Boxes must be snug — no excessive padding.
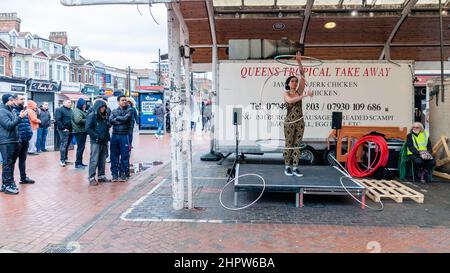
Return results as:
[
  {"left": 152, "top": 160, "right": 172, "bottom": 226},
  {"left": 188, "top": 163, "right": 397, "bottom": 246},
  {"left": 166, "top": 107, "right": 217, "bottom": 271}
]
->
[{"left": 59, "top": 92, "right": 91, "bottom": 101}]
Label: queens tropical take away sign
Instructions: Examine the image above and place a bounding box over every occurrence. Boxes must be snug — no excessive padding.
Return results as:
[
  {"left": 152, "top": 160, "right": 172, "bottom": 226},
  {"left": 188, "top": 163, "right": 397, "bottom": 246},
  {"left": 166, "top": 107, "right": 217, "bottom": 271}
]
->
[{"left": 215, "top": 60, "right": 414, "bottom": 153}]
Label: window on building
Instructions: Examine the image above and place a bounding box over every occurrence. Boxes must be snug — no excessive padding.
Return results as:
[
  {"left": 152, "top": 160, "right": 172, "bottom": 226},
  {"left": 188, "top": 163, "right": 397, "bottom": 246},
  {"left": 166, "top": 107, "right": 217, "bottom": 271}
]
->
[
  {"left": 49, "top": 64, "right": 53, "bottom": 80},
  {"left": 34, "top": 62, "right": 40, "bottom": 78},
  {"left": 71, "top": 69, "right": 75, "bottom": 82},
  {"left": 57, "top": 65, "right": 61, "bottom": 81},
  {"left": 63, "top": 66, "right": 67, "bottom": 82},
  {"left": 24, "top": 61, "right": 29, "bottom": 77},
  {"left": 78, "top": 70, "right": 82, "bottom": 82},
  {"left": 15, "top": 60, "right": 21, "bottom": 77},
  {"left": 41, "top": 41, "right": 50, "bottom": 53},
  {"left": 40, "top": 63, "right": 47, "bottom": 79},
  {"left": 0, "top": 56, "right": 5, "bottom": 76},
  {"left": 25, "top": 38, "right": 31, "bottom": 48},
  {"left": 10, "top": 35, "right": 16, "bottom": 47}
]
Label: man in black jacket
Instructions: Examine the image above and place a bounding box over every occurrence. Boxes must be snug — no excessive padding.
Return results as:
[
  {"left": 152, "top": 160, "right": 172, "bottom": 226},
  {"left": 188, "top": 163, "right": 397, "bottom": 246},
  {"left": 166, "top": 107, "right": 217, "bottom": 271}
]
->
[
  {"left": 55, "top": 100, "right": 73, "bottom": 167},
  {"left": 0, "top": 94, "right": 26, "bottom": 195},
  {"left": 109, "top": 95, "right": 132, "bottom": 182},
  {"left": 12, "top": 95, "right": 35, "bottom": 185},
  {"left": 36, "top": 102, "right": 51, "bottom": 153},
  {"left": 86, "top": 100, "right": 111, "bottom": 186}
]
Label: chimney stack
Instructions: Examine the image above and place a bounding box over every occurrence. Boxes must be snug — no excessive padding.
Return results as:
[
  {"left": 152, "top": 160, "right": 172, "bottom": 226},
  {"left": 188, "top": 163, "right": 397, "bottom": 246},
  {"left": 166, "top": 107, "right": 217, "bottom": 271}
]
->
[
  {"left": 0, "top": 13, "right": 21, "bottom": 32},
  {"left": 49, "top": 31, "right": 68, "bottom": 46}
]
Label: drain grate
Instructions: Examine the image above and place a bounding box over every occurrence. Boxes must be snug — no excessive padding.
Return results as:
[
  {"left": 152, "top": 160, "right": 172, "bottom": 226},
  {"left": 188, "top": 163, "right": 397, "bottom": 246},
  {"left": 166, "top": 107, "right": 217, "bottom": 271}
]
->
[{"left": 42, "top": 244, "right": 78, "bottom": 253}]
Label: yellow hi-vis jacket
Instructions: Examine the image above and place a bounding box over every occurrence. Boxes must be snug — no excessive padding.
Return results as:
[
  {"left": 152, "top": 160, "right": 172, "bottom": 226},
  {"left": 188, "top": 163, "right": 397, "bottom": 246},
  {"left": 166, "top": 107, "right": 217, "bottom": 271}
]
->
[{"left": 407, "top": 130, "right": 429, "bottom": 155}]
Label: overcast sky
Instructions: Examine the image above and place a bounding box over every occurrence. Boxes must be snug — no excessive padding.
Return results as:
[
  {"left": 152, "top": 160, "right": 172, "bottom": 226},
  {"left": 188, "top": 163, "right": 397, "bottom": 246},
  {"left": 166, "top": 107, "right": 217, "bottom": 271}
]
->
[{"left": 2, "top": 0, "right": 168, "bottom": 69}]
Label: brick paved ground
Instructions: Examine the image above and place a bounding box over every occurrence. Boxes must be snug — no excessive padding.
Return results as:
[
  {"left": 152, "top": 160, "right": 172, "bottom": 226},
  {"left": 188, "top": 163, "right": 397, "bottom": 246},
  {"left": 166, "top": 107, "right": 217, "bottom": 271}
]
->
[
  {"left": 0, "top": 131, "right": 206, "bottom": 253},
  {"left": 1, "top": 131, "right": 449, "bottom": 253}
]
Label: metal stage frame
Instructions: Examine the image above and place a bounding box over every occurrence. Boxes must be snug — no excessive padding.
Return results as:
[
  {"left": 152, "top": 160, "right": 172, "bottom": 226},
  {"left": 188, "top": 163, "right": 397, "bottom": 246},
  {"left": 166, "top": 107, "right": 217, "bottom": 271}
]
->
[{"left": 234, "top": 164, "right": 367, "bottom": 209}]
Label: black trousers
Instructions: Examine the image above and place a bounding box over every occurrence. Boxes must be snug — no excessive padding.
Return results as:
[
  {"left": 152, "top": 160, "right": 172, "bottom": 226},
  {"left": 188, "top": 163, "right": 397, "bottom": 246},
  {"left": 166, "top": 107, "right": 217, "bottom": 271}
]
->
[
  {"left": 17, "top": 141, "right": 29, "bottom": 180},
  {"left": 0, "top": 143, "right": 19, "bottom": 185},
  {"left": 58, "top": 130, "right": 72, "bottom": 162},
  {"left": 409, "top": 155, "right": 436, "bottom": 173},
  {"left": 73, "top": 133, "right": 87, "bottom": 165}
]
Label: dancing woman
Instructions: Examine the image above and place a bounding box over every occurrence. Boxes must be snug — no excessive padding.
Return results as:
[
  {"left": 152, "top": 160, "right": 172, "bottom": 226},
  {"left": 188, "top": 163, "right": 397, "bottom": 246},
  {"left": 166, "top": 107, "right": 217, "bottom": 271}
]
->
[{"left": 283, "top": 53, "right": 313, "bottom": 177}]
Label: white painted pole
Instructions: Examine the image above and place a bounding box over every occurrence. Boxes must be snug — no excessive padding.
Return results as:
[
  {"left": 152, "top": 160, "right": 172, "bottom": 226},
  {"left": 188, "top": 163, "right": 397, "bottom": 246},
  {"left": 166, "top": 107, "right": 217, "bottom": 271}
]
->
[
  {"left": 173, "top": 2, "right": 193, "bottom": 209},
  {"left": 167, "top": 4, "right": 184, "bottom": 210},
  {"left": 206, "top": 0, "right": 218, "bottom": 154},
  {"left": 184, "top": 46, "right": 193, "bottom": 210}
]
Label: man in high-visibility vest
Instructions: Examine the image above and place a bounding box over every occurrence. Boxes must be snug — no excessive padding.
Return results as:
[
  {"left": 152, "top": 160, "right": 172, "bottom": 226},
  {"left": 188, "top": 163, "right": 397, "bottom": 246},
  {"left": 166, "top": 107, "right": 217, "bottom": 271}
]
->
[{"left": 406, "top": 122, "right": 435, "bottom": 183}]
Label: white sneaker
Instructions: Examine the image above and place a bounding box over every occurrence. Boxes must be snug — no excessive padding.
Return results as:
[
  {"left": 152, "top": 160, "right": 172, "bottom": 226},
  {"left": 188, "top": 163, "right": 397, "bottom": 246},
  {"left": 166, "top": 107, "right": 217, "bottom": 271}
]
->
[
  {"left": 292, "top": 168, "right": 303, "bottom": 177},
  {"left": 284, "top": 166, "right": 293, "bottom": 176}
]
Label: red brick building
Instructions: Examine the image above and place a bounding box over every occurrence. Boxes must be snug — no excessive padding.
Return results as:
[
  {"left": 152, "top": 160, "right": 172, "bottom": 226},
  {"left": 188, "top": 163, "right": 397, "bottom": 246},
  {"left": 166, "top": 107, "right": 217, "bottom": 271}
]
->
[{"left": 0, "top": 39, "right": 12, "bottom": 77}]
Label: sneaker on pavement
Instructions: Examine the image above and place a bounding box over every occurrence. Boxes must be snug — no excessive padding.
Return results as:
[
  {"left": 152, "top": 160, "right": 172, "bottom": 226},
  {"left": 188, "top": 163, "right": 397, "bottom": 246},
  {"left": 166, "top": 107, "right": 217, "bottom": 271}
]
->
[
  {"left": 81, "top": 163, "right": 88, "bottom": 167},
  {"left": 112, "top": 176, "right": 120, "bottom": 182},
  {"left": 98, "top": 176, "right": 112, "bottom": 183},
  {"left": 0, "top": 184, "right": 6, "bottom": 192},
  {"left": 292, "top": 168, "right": 304, "bottom": 177},
  {"left": 59, "top": 160, "right": 66, "bottom": 167},
  {"left": 20, "top": 177, "right": 35, "bottom": 184},
  {"left": 75, "top": 164, "right": 85, "bottom": 169},
  {"left": 118, "top": 175, "right": 128, "bottom": 182},
  {"left": 88, "top": 178, "right": 99, "bottom": 186},
  {"left": 284, "top": 166, "right": 293, "bottom": 176},
  {"left": 4, "top": 184, "right": 19, "bottom": 195}
]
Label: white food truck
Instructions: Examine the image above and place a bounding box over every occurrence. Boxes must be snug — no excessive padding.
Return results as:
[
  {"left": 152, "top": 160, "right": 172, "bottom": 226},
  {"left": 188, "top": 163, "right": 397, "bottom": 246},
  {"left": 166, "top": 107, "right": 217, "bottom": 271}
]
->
[{"left": 214, "top": 60, "right": 415, "bottom": 164}]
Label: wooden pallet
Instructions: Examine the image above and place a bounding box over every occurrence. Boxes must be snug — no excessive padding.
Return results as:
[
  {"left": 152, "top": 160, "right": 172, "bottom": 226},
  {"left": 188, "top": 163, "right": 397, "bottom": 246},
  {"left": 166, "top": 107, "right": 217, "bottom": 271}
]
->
[
  {"left": 432, "top": 136, "right": 450, "bottom": 167},
  {"left": 358, "top": 179, "right": 424, "bottom": 203}
]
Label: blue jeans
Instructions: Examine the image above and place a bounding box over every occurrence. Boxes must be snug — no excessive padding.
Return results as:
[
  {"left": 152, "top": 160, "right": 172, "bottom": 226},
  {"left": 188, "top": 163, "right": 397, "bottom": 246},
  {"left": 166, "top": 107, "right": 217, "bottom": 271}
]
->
[
  {"left": 36, "top": 127, "right": 48, "bottom": 152},
  {"left": 156, "top": 121, "right": 164, "bottom": 136},
  {"left": 110, "top": 134, "right": 130, "bottom": 178}
]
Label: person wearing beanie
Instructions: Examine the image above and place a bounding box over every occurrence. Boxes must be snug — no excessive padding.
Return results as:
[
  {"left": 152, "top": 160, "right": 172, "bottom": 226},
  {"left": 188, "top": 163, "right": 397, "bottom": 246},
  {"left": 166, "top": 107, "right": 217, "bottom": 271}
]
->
[
  {"left": 12, "top": 95, "right": 35, "bottom": 185},
  {"left": 55, "top": 100, "right": 73, "bottom": 167},
  {"left": 72, "top": 98, "right": 88, "bottom": 169},
  {"left": 36, "top": 102, "right": 51, "bottom": 153},
  {"left": 0, "top": 94, "right": 27, "bottom": 195},
  {"left": 26, "top": 100, "right": 41, "bottom": 155}
]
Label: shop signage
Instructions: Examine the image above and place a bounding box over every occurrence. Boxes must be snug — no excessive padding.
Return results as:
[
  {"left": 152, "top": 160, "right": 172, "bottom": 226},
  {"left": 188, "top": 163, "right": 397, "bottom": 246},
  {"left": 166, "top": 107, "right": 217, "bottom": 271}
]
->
[
  {"left": 11, "top": 85, "right": 26, "bottom": 92},
  {"left": 28, "top": 80, "right": 59, "bottom": 92},
  {"left": 61, "top": 82, "right": 82, "bottom": 92}
]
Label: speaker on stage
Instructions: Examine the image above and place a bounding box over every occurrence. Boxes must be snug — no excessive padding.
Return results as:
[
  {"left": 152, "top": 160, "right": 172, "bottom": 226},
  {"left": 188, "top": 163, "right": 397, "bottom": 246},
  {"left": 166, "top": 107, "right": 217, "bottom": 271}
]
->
[{"left": 332, "top": 112, "right": 342, "bottom": 129}]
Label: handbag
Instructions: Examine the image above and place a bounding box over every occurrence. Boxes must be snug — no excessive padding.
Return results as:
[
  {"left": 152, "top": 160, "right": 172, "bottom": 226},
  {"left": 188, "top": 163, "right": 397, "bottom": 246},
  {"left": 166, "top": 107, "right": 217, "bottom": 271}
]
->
[
  {"left": 419, "top": 150, "right": 433, "bottom": 160},
  {"left": 412, "top": 135, "right": 433, "bottom": 160}
]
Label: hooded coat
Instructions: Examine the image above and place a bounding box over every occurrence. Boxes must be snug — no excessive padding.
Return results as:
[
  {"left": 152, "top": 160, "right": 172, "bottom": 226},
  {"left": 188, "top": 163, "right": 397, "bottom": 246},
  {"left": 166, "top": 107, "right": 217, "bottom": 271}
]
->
[
  {"left": 85, "top": 100, "right": 111, "bottom": 144},
  {"left": 12, "top": 103, "right": 33, "bottom": 142},
  {"left": 27, "top": 100, "right": 41, "bottom": 131},
  {"left": 0, "top": 103, "right": 21, "bottom": 145},
  {"left": 154, "top": 103, "right": 164, "bottom": 123},
  {"left": 72, "top": 98, "right": 88, "bottom": 134}
]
